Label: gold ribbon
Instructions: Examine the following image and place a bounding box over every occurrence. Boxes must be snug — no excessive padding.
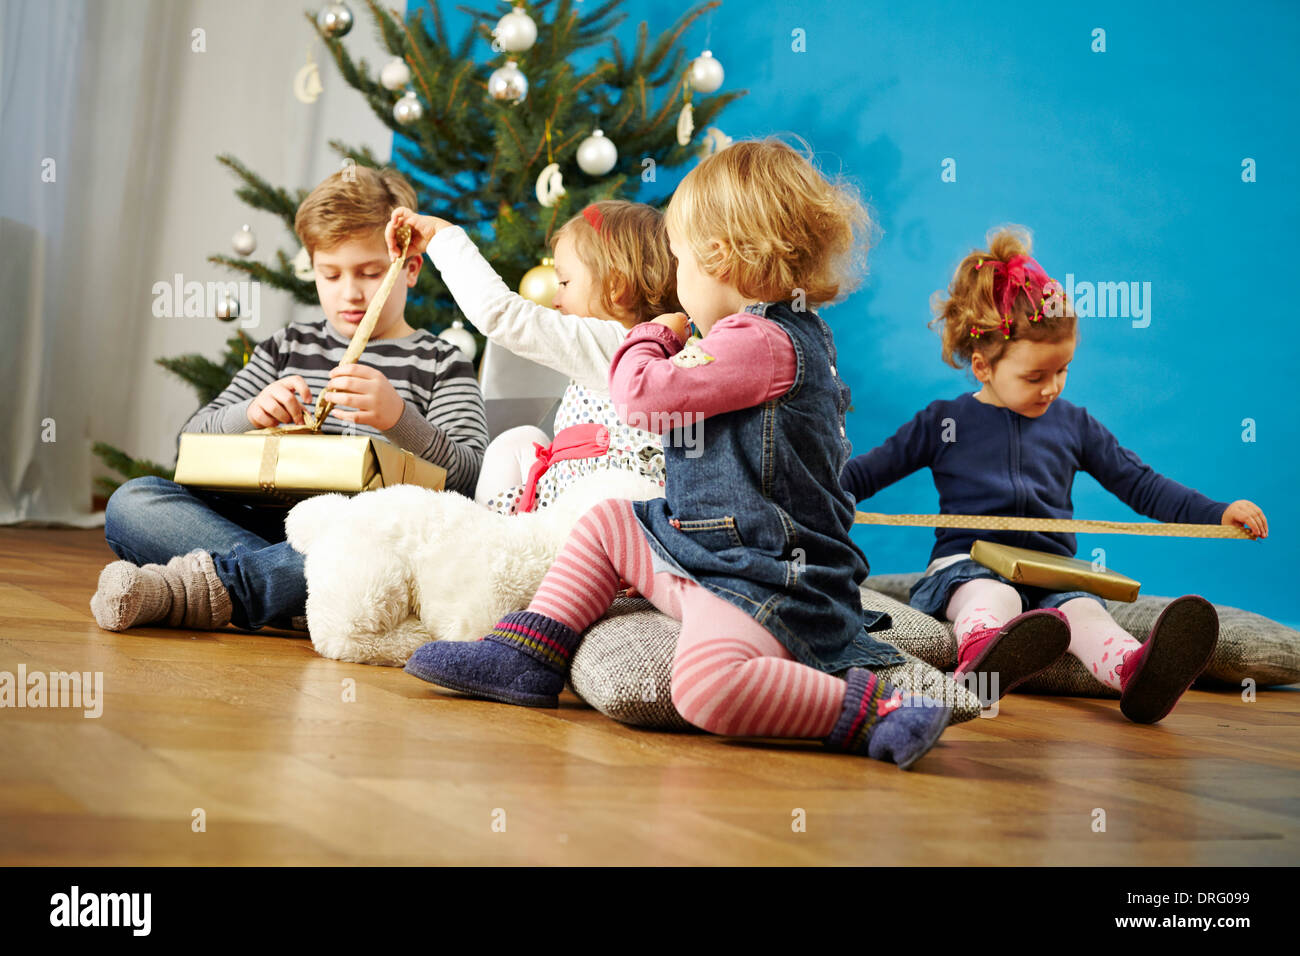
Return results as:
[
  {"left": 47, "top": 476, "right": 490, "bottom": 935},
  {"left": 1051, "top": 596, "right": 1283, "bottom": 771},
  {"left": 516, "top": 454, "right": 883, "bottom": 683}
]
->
[
  {"left": 258, "top": 435, "right": 281, "bottom": 493},
  {"left": 853, "top": 512, "right": 1250, "bottom": 539}
]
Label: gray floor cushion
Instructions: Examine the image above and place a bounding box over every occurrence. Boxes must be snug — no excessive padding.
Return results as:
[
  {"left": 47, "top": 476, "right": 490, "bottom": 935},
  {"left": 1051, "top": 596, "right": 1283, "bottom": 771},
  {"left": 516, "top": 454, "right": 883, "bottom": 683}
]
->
[
  {"left": 569, "top": 592, "right": 981, "bottom": 731},
  {"left": 865, "top": 572, "right": 1300, "bottom": 695}
]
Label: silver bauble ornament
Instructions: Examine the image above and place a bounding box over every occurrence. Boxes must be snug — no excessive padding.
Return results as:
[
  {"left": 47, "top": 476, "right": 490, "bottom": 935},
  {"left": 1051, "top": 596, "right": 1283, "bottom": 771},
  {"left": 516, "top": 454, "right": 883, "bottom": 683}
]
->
[
  {"left": 215, "top": 293, "right": 241, "bottom": 322},
  {"left": 488, "top": 60, "right": 528, "bottom": 104},
  {"left": 687, "top": 49, "right": 725, "bottom": 94},
  {"left": 493, "top": 6, "right": 537, "bottom": 52},
  {"left": 394, "top": 90, "right": 423, "bottom": 125},
  {"left": 231, "top": 224, "right": 256, "bottom": 257},
  {"left": 316, "top": 2, "right": 354, "bottom": 38},
  {"left": 576, "top": 129, "right": 617, "bottom": 176},
  {"left": 438, "top": 319, "right": 478, "bottom": 360},
  {"left": 380, "top": 57, "right": 412, "bottom": 91}
]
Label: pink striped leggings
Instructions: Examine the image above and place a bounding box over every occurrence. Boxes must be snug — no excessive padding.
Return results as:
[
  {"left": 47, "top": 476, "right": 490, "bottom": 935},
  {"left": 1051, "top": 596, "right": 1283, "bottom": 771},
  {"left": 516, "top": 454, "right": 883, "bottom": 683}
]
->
[{"left": 530, "top": 498, "right": 850, "bottom": 738}]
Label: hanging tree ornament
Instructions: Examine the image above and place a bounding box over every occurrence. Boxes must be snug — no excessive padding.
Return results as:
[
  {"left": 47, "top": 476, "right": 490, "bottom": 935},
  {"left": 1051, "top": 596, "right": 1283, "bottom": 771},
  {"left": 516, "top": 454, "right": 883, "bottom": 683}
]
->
[
  {"left": 534, "top": 120, "right": 565, "bottom": 208},
  {"left": 316, "top": 2, "right": 354, "bottom": 38},
  {"left": 576, "top": 129, "right": 617, "bottom": 176},
  {"left": 231, "top": 224, "right": 257, "bottom": 257},
  {"left": 519, "top": 257, "right": 558, "bottom": 307},
  {"left": 293, "top": 49, "right": 323, "bottom": 104},
  {"left": 493, "top": 6, "right": 537, "bottom": 52},
  {"left": 438, "top": 319, "right": 478, "bottom": 360},
  {"left": 214, "top": 292, "right": 241, "bottom": 322},
  {"left": 380, "top": 57, "right": 412, "bottom": 91},
  {"left": 292, "top": 246, "right": 315, "bottom": 281},
  {"left": 676, "top": 100, "right": 695, "bottom": 146},
  {"left": 488, "top": 59, "right": 528, "bottom": 104},
  {"left": 701, "top": 126, "right": 733, "bottom": 157},
  {"left": 687, "top": 49, "right": 725, "bottom": 94},
  {"left": 536, "top": 163, "right": 565, "bottom": 207},
  {"left": 393, "top": 90, "right": 423, "bottom": 125}
]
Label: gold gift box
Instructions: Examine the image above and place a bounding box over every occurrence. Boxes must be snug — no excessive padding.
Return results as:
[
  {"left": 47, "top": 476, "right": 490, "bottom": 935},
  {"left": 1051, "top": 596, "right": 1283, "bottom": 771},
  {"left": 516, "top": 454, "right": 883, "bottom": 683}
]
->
[
  {"left": 173, "top": 432, "right": 446, "bottom": 503},
  {"left": 970, "top": 539, "right": 1140, "bottom": 602}
]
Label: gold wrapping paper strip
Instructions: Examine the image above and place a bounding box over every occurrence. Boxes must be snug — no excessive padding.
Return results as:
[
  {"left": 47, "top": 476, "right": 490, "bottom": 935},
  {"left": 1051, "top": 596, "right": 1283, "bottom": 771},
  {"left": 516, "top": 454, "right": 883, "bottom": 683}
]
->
[
  {"left": 311, "top": 224, "right": 411, "bottom": 430},
  {"left": 853, "top": 512, "right": 1250, "bottom": 539},
  {"left": 969, "top": 539, "right": 1142, "bottom": 602}
]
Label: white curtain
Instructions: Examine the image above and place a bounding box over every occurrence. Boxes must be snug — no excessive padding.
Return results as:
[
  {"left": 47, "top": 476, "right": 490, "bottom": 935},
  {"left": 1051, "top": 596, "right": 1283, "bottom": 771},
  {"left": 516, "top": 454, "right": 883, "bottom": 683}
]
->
[{"left": 0, "top": 0, "right": 401, "bottom": 525}]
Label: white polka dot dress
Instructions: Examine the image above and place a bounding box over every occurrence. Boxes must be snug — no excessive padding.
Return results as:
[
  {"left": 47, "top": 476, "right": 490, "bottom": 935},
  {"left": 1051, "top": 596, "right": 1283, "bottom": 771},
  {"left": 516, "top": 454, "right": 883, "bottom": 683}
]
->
[{"left": 483, "top": 381, "right": 666, "bottom": 515}]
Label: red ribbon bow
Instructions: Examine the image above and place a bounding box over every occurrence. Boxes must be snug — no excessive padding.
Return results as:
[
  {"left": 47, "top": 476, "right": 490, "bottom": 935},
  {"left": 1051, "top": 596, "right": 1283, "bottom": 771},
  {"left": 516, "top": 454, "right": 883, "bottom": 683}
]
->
[
  {"left": 518, "top": 423, "right": 611, "bottom": 513},
  {"left": 971, "top": 254, "right": 1057, "bottom": 340}
]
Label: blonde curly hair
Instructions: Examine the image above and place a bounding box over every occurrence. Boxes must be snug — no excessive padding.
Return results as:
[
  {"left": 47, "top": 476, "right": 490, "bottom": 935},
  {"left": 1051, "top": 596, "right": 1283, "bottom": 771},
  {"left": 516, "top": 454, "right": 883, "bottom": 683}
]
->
[
  {"left": 930, "top": 225, "right": 1077, "bottom": 369},
  {"left": 664, "top": 137, "right": 874, "bottom": 308}
]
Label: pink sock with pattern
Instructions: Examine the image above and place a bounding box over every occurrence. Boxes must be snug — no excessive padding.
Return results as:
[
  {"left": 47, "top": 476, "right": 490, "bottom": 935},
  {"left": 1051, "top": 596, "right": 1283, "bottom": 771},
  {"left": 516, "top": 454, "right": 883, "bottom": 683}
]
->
[
  {"left": 1058, "top": 597, "right": 1142, "bottom": 690},
  {"left": 944, "top": 578, "right": 1024, "bottom": 647}
]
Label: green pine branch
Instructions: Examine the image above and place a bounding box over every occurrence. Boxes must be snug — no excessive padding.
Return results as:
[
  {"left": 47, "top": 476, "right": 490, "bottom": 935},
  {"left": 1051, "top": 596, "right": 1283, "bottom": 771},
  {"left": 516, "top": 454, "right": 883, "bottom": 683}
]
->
[{"left": 91, "top": 442, "right": 174, "bottom": 497}]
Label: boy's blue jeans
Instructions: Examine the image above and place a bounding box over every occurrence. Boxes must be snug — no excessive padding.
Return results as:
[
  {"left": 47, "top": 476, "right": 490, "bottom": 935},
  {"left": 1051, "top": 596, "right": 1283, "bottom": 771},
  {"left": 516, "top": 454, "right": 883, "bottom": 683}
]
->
[{"left": 103, "top": 476, "right": 306, "bottom": 631}]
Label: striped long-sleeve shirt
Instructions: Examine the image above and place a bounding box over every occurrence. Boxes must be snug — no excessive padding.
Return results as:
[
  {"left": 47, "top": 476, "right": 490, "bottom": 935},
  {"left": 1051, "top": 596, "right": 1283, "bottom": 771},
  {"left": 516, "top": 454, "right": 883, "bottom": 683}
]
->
[{"left": 180, "top": 320, "right": 487, "bottom": 495}]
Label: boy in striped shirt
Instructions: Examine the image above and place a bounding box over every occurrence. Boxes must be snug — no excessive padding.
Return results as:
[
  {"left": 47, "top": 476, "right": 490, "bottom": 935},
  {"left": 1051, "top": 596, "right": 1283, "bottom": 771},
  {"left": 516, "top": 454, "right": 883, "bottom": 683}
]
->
[{"left": 90, "top": 167, "right": 487, "bottom": 634}]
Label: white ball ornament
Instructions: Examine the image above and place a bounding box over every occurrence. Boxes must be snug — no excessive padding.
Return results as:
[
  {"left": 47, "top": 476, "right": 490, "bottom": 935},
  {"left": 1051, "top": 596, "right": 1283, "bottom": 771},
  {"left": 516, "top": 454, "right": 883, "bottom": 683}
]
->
[
  {"left": 439, "top": 319, "right": 478, "bottom": 360},
  {"left": 231, "top": 224, "right": 256, "bottom": 257},
  {"left": 380, "top": 57, "right": 412, "bottom": 91},
  {"left": 687, "top": 49, "right": 725, "bottom": 94},
  {"left": 493, "top": 6, "right": 537, "bottom": 53},
  {"left": 393, "top": 90, "right": 423, "bottom": 125},
  {"left": 576, "top": 129, "right": 617, "bottom": 176},
  {"left": 488, "top": 60, "right": 528, "bottom": 104}
]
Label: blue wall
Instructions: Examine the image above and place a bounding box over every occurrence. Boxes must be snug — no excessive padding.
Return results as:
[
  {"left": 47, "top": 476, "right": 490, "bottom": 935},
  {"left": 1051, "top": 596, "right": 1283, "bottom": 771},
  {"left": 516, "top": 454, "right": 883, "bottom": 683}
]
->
[{"left": 408, "top": 1, "right": 1299, "bottom": 625}]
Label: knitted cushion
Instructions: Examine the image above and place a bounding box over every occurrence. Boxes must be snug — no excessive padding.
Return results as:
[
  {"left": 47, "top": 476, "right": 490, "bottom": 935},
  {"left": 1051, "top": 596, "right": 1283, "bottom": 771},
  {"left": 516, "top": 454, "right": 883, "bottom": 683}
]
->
[
  {"left": 569, "top": 591, "right": 981, "bottom": 729},
  {"left": 569, "top": 597, "right": 693, "bottom": 731},
  {"left": 865, "top": 572, "right": 1300, "bottom": 694}
]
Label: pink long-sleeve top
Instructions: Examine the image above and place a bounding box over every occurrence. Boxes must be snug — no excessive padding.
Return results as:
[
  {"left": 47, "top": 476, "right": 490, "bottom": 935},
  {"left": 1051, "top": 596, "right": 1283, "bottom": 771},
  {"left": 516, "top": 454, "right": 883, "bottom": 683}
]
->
[{"left": 608, "top": 313, "right": 799, "bottom": 428}]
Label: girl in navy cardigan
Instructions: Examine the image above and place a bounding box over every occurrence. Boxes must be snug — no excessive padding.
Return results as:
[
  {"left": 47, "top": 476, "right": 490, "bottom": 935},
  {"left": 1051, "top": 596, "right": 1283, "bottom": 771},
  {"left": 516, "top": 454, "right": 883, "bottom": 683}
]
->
[{"left": 842, "top": 228, "right": 1269, "bottom": 723}]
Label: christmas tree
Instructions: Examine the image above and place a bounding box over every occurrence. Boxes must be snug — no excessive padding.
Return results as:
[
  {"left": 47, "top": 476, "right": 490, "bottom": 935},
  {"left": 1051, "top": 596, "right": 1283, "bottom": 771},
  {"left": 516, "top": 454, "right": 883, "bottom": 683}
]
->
[{"left": 93, "top": 0, "right": 743, "bottom": 496}]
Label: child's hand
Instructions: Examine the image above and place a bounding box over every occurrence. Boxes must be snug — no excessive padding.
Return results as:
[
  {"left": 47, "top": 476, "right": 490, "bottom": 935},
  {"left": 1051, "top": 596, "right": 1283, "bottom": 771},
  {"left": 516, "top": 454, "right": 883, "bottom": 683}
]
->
[
  {"left": 385, "top": 207, "right": 452, "bottom": 260},
  {"left": 651, "top": 311, "right": 691, "bottom": 342},
  {"left": 248, "top": 375, "right": 313, "bottom": 428},
  {"left": 1222, "top": 499, "right": 1269, "bottom": 538},
  {"left": 321, "top": 363, "right": 407, "bottom": 431}
]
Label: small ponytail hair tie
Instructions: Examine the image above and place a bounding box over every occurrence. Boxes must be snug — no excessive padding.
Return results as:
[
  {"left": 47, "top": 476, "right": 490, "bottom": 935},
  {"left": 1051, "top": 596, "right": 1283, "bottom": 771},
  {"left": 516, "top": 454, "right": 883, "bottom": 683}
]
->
[{"left": 582, "top": 204, "right": 605, "bottom": 236}]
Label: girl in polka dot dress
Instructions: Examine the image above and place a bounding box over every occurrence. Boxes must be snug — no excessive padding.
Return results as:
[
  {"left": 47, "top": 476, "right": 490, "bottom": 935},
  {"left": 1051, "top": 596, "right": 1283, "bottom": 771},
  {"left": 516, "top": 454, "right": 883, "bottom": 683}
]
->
[{"left": 386, "top": 201, "right": 679, "bottom": 513}]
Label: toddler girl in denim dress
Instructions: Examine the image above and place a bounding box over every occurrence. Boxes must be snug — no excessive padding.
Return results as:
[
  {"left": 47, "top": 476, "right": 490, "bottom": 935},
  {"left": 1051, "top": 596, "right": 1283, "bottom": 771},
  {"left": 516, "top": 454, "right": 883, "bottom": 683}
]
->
[
  {"left": 842, "top": 227, "right": 1269, "bottom": 722},
  {"left": 405, "top": 139, "right": 954, "bottom": 770}
]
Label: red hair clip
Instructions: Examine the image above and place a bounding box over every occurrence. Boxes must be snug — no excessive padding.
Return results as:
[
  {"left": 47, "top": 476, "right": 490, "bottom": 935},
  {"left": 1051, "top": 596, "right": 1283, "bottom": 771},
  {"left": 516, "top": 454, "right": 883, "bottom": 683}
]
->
[{"left": 582, "top": 204, "right": 605, "bottom": 236}]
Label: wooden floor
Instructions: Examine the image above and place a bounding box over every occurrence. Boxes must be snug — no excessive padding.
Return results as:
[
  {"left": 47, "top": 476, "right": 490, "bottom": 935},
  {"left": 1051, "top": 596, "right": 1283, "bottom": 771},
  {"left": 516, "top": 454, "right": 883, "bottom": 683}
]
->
[{"left": 2, "top": 527, "right": 1298, "bottom": 866}]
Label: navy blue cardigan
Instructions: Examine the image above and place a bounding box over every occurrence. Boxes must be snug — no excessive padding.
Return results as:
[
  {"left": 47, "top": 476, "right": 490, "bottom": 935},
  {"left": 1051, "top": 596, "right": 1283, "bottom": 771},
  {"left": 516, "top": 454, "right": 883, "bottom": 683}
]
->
[{"left": 841, "top": 393, "right": 1228, "bottom": 563}]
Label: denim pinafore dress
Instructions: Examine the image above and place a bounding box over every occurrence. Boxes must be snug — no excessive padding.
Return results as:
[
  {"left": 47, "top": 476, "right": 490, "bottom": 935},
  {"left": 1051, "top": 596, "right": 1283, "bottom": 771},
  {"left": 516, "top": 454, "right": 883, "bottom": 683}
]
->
[{"left": 632, "top": 301, "right": 904, "bottom": 674}]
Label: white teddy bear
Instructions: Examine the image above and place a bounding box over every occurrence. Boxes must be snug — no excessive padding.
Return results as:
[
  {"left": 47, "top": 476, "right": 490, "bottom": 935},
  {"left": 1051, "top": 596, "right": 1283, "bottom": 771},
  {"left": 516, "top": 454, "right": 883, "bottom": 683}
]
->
[{"left": 284, "top": 470, "right": 664, "bottom": 666}]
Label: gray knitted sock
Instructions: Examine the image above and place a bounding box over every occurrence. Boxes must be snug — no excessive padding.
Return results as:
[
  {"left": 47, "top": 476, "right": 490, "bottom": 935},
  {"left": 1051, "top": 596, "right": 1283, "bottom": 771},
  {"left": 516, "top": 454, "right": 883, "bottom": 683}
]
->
[
  {"left": 90, "top": 561, "right": 173, "bottom": 631},
  {"left": 164, "top": 550, "right": 233, "bottom": 630},
  {"left": 89, "top": 551, "right": 232, "bottom": 632}
]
